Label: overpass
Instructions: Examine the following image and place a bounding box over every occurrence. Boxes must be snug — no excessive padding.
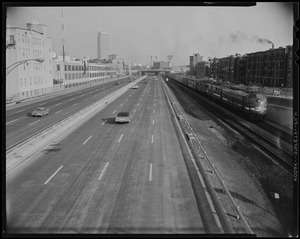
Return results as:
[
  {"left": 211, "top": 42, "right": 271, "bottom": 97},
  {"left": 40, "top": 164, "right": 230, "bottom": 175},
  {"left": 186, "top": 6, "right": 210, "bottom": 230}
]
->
[{"left": 138, "top": 69, "right": 171, "bottom": 76}]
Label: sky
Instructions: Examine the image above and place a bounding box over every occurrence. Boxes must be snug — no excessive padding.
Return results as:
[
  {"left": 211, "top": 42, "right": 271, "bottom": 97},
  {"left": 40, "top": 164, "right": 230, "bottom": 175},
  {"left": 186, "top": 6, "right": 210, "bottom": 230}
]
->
[{"left": 6, "top": 3, "right": 294, "bottom": 66}]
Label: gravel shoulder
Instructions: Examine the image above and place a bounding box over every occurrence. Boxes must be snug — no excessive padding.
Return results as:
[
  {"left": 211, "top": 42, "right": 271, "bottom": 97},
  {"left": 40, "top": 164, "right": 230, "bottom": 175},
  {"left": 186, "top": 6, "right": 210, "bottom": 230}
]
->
[{"left": 167, "top": 82, "right": 294, "bottom": 237}]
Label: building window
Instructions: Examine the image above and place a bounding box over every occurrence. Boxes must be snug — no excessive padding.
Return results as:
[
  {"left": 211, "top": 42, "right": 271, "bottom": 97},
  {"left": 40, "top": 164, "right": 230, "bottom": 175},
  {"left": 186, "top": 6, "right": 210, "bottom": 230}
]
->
[
  {"left": 68, "top": 65, "right": 71, "bottom": 71},
  {"left": 57, "top": 64, "right": 60, "bottom": 71},
  {"left": 65, "top": 65, "right": 67, "bottom": 71}
]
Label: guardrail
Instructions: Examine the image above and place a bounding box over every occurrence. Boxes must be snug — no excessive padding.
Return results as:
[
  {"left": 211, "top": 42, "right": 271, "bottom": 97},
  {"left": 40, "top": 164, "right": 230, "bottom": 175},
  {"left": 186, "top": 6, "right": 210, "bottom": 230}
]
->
[
  {"left": 6, "top": 76, "right": 146, "bottom": 175},
  {"left": 161, "top": 78, "right": 255, "bottom": 235}
]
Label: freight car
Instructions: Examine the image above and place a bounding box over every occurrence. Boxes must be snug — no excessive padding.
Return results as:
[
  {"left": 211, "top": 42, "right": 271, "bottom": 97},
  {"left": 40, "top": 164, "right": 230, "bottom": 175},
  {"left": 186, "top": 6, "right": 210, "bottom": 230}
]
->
[{"left": 166, "top": 74, "right": 267, "bottom": 120}]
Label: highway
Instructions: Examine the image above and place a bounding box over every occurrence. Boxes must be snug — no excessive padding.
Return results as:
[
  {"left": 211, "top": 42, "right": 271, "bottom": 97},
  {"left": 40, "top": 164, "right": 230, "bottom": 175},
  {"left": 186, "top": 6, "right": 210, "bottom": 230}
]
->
[
  {"left": 6, "top": 77, "right": 206, "bottom": 233},
  {"left": 6, "top": 77, "right": 130, "bottom": 149}
]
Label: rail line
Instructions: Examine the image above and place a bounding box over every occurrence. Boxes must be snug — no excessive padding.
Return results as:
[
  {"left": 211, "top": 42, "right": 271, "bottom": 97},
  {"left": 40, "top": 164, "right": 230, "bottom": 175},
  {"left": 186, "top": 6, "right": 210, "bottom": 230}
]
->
[{"left": 167, "top": 78, "right": 293, "bottom": 171}]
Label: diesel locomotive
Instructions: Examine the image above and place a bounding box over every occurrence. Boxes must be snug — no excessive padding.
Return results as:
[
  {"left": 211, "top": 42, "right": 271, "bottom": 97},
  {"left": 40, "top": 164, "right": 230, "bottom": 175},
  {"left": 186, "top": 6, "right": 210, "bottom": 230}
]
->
[{"left": 166, "top": 73, "right": 267, "bottom": 120}]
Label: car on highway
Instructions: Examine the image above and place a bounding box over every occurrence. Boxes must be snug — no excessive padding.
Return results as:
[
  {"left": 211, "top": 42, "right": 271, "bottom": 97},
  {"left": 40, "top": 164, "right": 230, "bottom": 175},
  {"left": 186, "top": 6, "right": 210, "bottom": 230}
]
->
[
  {"left": 115, "top": 81, "right": 120, "bottom": 85},
  {"left": 31, "top": 107, "right": 50, "bottom": 117},
  {"left": 115, "top": 112, "right": 131, "bottom": 123},
  {"left": 132, "top": 85, "right": 139, "bottom": 89}
]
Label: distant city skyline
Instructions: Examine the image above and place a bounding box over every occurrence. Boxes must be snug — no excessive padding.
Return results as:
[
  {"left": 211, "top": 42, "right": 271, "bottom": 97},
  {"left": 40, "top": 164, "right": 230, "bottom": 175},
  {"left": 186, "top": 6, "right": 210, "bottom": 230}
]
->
[{"left": 6, "top": 3, "right": 294, "bottom": 65}]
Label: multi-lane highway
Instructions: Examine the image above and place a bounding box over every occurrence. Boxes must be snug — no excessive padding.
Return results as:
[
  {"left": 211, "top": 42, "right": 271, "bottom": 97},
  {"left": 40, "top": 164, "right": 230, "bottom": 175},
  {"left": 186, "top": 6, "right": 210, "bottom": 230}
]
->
[
  {"left": 6, "top": 78, "right": 130, "bottom": 149},
  {"left": 6, "top": 76, "right": 210, "bottom": 233}
]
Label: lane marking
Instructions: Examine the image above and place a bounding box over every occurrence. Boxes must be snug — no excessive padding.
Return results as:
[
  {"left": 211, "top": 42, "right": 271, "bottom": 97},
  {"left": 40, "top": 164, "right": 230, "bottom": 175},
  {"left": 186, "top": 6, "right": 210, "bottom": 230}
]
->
[
  {"left": 6, "top": 119, "right": 18, "bottom": 125},
  {"left": 154, "top": 103, "right": 155, "bottom": 106},
  {"left": 72, "top": 103, "right": 78, "bottom": 106},
  {"left": 93, "top": 95, "right": 97, "bottom": 97},
  {"left": 149, "top": 163, "right": 152, "bottom": 182},
  {"left": 84, "top": 98, "right": 89, "bottom": 101},
  {"left": 137, "top": 103, "right": 139, "bottom": 106},
  {"left": 125, "top": 99, "right": 128, "bottom": 101},
  {"left": 15, "top": 109, "right": 25, "bottom": 113},
  {"left": 133, "top": 109, "right": 136, "bottom": 113},
  {"left": 101, "top": 120, "right": 107, "bottom": 125},
  {"left": 113, "top": 110, "right": 117, "bottom": 114},
  {"left": 153, "top": 120, "right": 155, "bottom": 125},
  {"left": 118, "top": 134, "right": 124, "bottom": 143},
  {"left": 54, "top": 103, "right": 62, "bottom": 106},
  {"left": 70, "top": 98, "right": 75, "bottom": 100},
  {"left": 44, "top": 165, "right": 63, "bottom": 185},
  {"left": 120, "top": 103, "right": 123, "bottom": 106},
  {"left": 98, "top": 162, "right": 109, "bottom": 180},
  {"left": 153, "top": 110, "right": 155, "bottom": 114},
  {"left": 83, "top": 135, "right": 92, "bottom": 145},
  {"left": 151, "top": 135, "right": 154, "bottom": 144},
  {"left": 55, "top": 110, "right": 62, "bottom": 114},
  {"left": 29, "top": 120, "right": 40, "bottom": 126}
]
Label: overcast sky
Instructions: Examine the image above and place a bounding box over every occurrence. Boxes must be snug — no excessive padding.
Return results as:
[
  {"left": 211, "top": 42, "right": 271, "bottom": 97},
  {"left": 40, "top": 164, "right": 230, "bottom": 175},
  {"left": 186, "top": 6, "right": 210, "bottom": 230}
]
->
[{"left": 6, "top": 3, "right": 294, "bottom": 66}]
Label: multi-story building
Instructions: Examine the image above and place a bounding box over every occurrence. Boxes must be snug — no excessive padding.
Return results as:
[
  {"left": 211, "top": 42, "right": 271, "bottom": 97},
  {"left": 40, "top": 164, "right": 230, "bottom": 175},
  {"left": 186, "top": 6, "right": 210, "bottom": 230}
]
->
[
  {"left": 53, "top": 56, "right": 118, "bottom": 89},
  {"left": 6, "top": 23, "right": 53, "bottom": 101},
  {"left": 204, "top": 45, "right": 292, "bottom": 87},
  {"left": 97, "top": 32, "right": 109, "bottom": 60},
  {"left": 195, "top": 61, "right": 210, "bottom": 79},
  {"left": 153, "top": 61, "right": 171, "bottom": 70},
  {"left": 189, "top": 53, "right": 203, "bottom": 76},
  {"left": 245, "top": 45, "right": 293, "bottom": 87}
]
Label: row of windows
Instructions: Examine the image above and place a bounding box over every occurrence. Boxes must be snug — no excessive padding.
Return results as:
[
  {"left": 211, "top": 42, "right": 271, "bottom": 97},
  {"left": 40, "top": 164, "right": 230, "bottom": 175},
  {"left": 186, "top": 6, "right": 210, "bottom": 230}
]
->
[
  {"left": 63, "top": 64, "right": 111, "bottom": 72},
  {"left": 20, "top": 76, "right": 46, "bottom": 87},
  {"left": 19, "top": 47, "right": 42, "bottom": 59},
  {"left": 18, "top": 32, "right": 43, "bottom": 46}
]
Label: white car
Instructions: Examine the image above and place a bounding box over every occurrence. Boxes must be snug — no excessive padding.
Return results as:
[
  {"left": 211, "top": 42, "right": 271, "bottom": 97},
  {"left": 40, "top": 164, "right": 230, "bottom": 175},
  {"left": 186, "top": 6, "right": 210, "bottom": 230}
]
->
[
  {"left": 115, "top": 112, "right": 131, "bottom": 123},
  {"left": 132, "top": 85, "right": 139, "bottom": 89}
]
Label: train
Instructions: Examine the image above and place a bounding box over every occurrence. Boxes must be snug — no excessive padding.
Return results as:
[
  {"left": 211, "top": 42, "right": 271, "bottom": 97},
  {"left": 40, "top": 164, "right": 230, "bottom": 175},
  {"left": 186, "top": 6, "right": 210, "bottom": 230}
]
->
[{"left": 166, "top": 73, "right": 267, "bottom": 120}]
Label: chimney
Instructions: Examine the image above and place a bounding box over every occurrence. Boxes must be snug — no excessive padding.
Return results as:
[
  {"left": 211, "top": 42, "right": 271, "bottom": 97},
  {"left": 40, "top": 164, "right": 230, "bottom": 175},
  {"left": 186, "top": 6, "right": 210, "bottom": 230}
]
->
[{"left": 272, "top": 43, "right": 274, "bottom": 49}]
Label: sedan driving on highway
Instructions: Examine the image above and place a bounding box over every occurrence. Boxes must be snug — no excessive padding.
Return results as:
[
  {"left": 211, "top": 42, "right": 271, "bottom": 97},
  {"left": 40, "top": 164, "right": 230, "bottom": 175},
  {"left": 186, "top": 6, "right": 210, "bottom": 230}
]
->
[
  {"left": 132, "top": 85, "right": 139, "bottom": 89},
  {"left": 31, "top": 107, "right": 50, "bottom": 117},
  {"left": 115, "top": 112, "right": 131, "bottom": 123}
]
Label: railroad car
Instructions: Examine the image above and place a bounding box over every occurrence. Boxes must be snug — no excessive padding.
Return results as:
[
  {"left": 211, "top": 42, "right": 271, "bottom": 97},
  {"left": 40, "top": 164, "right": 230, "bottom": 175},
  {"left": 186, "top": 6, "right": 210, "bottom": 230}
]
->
[{"left": 166, "top": 73, "right": 267, "bottom": 120}]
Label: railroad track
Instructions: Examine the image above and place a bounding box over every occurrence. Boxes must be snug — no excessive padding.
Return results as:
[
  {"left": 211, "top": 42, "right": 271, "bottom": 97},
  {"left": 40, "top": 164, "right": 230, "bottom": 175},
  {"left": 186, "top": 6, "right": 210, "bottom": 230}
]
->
[{"left": 166, "top": 79, "right": 293, "bottom": 171}]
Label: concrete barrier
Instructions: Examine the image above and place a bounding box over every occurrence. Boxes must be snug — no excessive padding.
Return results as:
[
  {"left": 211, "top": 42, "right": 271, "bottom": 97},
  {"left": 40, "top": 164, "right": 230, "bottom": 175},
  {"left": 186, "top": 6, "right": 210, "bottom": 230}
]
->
[{"left": 266, "top": 104, "right": 293, "bottom": 130}]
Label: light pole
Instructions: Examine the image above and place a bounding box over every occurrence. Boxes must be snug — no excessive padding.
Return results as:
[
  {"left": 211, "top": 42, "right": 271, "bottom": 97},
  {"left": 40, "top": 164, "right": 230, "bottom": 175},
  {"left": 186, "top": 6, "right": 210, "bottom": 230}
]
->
[{"left": 6, "top": 58, "right": 45, "bottom": 76}]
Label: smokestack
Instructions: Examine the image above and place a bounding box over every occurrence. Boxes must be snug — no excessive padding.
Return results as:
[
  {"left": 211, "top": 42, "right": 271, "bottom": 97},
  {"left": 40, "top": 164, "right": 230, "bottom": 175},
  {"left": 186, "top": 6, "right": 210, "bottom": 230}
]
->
[{"left": 272, "top": 43, "right": 274, "bottom": 49}]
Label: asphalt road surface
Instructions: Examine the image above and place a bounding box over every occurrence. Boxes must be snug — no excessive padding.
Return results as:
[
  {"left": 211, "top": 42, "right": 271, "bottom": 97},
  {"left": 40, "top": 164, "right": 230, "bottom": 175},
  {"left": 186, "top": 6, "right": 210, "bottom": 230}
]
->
[
  {"left": 6, "top": 78, "right": 129, "bottom": 149},
  {"left": 6, "top": 77, "right": 205, "bottom": 233}
]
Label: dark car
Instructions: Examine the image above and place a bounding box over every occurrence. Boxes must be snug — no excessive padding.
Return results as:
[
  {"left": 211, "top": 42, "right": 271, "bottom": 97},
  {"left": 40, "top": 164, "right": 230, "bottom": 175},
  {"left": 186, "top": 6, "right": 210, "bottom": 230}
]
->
[{"left": 31, "top": 107, "right": 50, "bottom": 117}]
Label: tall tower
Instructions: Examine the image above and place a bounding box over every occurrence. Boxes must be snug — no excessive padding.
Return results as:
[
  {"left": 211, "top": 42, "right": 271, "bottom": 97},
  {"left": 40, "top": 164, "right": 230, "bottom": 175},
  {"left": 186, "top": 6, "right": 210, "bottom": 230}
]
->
[
  {"left": 97, "top": 32, "right": 109, "bottom": 60},
  {"left": 61, "top": 9, "right": 66, "bottom": 62}
]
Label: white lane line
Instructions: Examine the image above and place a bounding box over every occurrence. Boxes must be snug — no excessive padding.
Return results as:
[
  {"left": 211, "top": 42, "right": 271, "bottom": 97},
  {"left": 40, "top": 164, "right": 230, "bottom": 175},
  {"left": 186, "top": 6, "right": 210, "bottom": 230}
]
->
[
  {"left": 54, "top": 103, "right": 62, "bottom": 106},
  {"left": 137, "top": 103, "right": 139, "bottom": 106},
  {"left": 98, "top": 162, "right": 109, "bottom": 181},
  {"left": 153, "top": 120, "right": 155, "bottom": 125},
  {"left": 29, "top": 120, "right": 40, "bottom": 126},
  {"left": 151, "top": 135, "right": 154, "bottom": 144},
  {"left": 93, "top": 95, "right": 97, "bottom": 97},
  {"left": 140, "top": 98, "right": 142, "bottom": 101},
  {"left": 72, "top": 103, "right": 78, "bottom": 106},
  {"left": 153, "top": 110, "right": 155, "bottom": 114},
  {"left": 133, "top": 109, "right": 136, "bottom": 114},
  {"left": 120, "top": 103, "right": 123, "bottom": 106},
  {"left": 6, "top": 119, "right": 18, "bottom": 125},
  {"left": 118, "top": 134, "right": 124, "bottom": 143},
  {"left": 44, "top": 165, "right": 63, "bottom": 185},
  {"left": 101, "top": 120, "right": 107, "bottom": 125},
  {"left": 113, "top": 110, "right": 117, "bottom": 114},
  {"left": 55, "top": 110, "right": 62, "bottom": 114},
  {"left": 149, "top": 163, "right": 152, "bottom": 182},
  {"left": 154, "top": 103, "right": 155, "bottom": 106},
  {"left": 84, "top": 98, "right": 89, "bottom": 101},
  {"left": 70, "top": 98, "right": 75, "bottom": 100},
  {"left": 125, "top": 99, "right": 128, "bottom": 101},
  {"left": 83, "top": 135, "right": 92, "bottom": 145},
  {"left": 81, "top": 94, "right": 85, "bottom": 96},
  {"left": 15, "top": 109, "right": 25, "bottom": 113}
]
